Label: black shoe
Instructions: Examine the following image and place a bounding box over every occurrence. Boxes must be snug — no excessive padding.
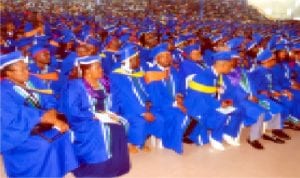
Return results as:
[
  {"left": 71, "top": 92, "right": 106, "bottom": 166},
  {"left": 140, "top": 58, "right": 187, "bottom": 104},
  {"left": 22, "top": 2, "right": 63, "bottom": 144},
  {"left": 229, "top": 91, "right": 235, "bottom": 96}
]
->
[
  {"left": 272, "top": 130, "right": 291, "bottom": 140},
  {"left": 247, "top": 139, "right": 264, "bottom": 150},
  {"left": 262, "top": 134, "right": 285, "bottom": 144},
  {"left": 183, "top": 137, "right": 194, "bottom": 144},
  {"left": 284, "top": 122, "right": 300, "bottom": 131}
]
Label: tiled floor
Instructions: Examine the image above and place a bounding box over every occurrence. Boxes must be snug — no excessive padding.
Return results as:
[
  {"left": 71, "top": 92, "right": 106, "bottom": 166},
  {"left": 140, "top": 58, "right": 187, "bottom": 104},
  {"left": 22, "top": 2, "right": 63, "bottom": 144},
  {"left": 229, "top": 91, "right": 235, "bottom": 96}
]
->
[{"left": 1, "top": 128, "right": 300, "bottom": 178}]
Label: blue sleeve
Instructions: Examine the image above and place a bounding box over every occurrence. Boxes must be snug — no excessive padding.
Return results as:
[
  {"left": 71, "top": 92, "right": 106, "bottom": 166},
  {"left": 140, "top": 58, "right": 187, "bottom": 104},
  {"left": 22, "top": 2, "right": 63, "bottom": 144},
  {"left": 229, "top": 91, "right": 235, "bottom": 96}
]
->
[
  {"left": 110, "top": 74, "right": 122, "bottom": 114},
  {"left": 1, "top": 91, "right": 44, "bottom": 152},
  {"left": 60, "top": 81, "right": 94, "bottom": 122},
  {"left": 174, "top": 70, "right": 186, "bottom": 96},
  {"left": 249, "top": 70, "right": 268, "bottom": 96}
]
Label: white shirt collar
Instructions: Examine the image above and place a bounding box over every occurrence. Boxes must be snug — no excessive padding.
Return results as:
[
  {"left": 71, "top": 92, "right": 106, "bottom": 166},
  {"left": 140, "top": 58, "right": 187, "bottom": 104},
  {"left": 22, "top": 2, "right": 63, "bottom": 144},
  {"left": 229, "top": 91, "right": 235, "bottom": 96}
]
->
[{"left": 211, "top": 66, "right": 219, "bottom": 76}]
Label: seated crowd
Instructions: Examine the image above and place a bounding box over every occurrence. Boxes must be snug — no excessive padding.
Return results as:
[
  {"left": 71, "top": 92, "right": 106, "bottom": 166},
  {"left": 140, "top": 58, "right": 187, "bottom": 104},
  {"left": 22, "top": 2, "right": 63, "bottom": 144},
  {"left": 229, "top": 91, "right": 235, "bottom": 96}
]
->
[{"left": 1, "top": 5, "right": 300, "bottom": 177}]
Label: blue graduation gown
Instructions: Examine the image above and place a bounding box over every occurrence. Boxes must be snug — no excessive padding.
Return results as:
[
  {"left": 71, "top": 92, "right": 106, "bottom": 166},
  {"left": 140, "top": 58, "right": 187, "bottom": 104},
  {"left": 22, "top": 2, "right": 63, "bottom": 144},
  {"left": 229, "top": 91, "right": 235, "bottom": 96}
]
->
[
  {"left": 0, "top": 76, "right": 78, "bottom": 177},
  {"left": 184, "top": 69, "right": 228, "bottom": 144},
  {"left": 146, "top": 66, "right": 188, "bottom": 154},
  {"left": 59, "top": 79, "right": 110, "bottom": 164},
  {"left": 249, "top": 66, "right": 286, "bottom": 123},
  {"left": 28, "top": 56, "right": 59, "bottom": 90},
  {"left": 223, "top": 69, "right": 269, "bottom": 126},
  {"left": 110, "top": 69, "right": 164, "bottom": 146},
  {"left": 59, "top": 79, "right": 130, "bottom": 177},
  {"left": 138, "top": 46, "right": 152, "bottom": 71},
  {"left": 179, "top": 59, "right": 206, "bottom": 80},
  {"left": 101, "top": 50, "right": 119, "bottom": 76}
]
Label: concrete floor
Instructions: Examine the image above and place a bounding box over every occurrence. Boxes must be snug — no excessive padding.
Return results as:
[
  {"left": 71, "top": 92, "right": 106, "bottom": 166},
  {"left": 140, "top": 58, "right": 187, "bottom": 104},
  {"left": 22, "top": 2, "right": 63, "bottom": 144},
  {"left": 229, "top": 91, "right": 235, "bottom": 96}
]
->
[{"left": 1, "top": 128, "right": 300, "bottom": 178}]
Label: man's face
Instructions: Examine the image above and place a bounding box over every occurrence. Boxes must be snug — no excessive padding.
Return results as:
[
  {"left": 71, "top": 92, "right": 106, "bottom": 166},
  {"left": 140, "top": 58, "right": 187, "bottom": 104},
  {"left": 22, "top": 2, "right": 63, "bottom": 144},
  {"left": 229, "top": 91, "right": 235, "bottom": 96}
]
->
[
  {"left": 109, "top": 38, "right": 121, "bottom": 50},
  {"left": 76, "top": 45, "right": 89, "bottom": 57},
  {"left": 278, "top": 50, "right": 288, "bottom": 61},
  {"left": 156, "top": 52, "right": 172, "bottom": 68},
  {"left": 35, "top": 50, "right": 50, "bottom": 65},
  {"left": 89, "top": 62, "right": 103, "bottom": 79},
  {"left": 190, "top": 50, "right": 201, "bottom": 62},
  {"left": 129, "top": 55, "right": 140, "bottom": 70},
  {"left": 6, "top": 60, "right": 29, "bottom": 84},
  {"left": 214, "top": 60, "right": 233, "bottom": 74},
  {"left": 261, "top": 56, "right": 277, "bottom": 68}
]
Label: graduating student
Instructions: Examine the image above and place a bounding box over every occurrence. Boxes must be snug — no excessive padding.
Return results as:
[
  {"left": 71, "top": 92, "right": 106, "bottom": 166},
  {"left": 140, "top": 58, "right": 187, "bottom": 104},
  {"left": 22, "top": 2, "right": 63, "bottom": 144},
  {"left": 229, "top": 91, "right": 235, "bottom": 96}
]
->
[
  {"left": 28, "top": 45, "right": 59, "bottom": 88},
  {"left": 59, "top": 55, "right": 130, "bottom": 177},
  {"left": 288, "top": 43, "right": 300, "bottom": 127},
  {"left": 184, "top": 51, "right": 243, "bottom": 151},
  {"left": 225, "top": 54, "right": 285, "bottom": 149},
  {"left": 249, "top": 49, "right": 290, "bottom": 143},
  {"left": 0, "top": 51, "right": 78, "bottom": 177},
  {"left": 146, "top": 43, "right": 189, "bottom": 154},
  {"left": 180, "top": 44, "right": 207, "bottom": 79},
  {"left": 100, "top": 36, "right": 121, "bottom": 76},
  {"left": 272, "top": 43, "right": 300, "bottom": 128},
  {"left": 110, "top": 45, "right": 164, "bottom": 153}
]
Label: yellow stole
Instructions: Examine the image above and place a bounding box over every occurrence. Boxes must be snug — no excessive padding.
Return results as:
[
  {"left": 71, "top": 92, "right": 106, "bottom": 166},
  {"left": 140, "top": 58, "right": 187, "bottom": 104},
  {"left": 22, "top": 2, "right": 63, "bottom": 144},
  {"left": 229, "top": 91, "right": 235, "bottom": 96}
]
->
[
  {"left": 113, "top": 68, "right": 145, "bottom": 78},
  {"left": 188, "top": 75, "right": 223, "bottom": 94}
]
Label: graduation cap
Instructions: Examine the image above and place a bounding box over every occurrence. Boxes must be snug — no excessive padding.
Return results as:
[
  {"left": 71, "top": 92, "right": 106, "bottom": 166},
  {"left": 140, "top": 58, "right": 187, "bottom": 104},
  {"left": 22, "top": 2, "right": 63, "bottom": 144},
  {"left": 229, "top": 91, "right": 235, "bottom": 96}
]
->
[
  {"left": 60, "top": 30, "right": 76, "bottom": 44},
  {"left": 275, "top": 43, "right": 288, "bottom": 51},
  {"left": 103, "top": 35, "right": 119, "bottom": 48},
  {"left": 211, "top": 34, "right": 223, "bottom": 43},
  {"left": 183, "top": 44, "right": 200, "bottom": 55},
  {"left": 78, "top": 55, "right": 101, "bottom": 65},
  {"left": 16, "top": 37, "right": 33, "bottom": 49},
  {"left": 226, "top": 37, "right": 244, "bottom": 50},
  {"left": 213, "top": 51, "right": 233, "bottom": 63},
  {"left": 0, "top": 51, "right": 24, "bottom": 70},
  {"left": 118, "top": 44, "right": 139, "bottom": 62},
  {"left": 30, "top": 45, "right": 48, "bottom": 58},
  {"left": 292, "top": 43, "right": 300, "bottom": 51},
  {"left": 150, "top": 43, "right": 169, "bottom": 60},
  {"left": 252, "top": 33, "right": 263, "bottom": 44},
  {"left": 60, "top": 55, "right": 79, "bottom": 75},
  {"left": 174, "top": 36, "right": 186, "bottom": 47},
  {"left": 86, "top": 37, "right": 101, "bottom": 47},
  {"left": 246, "top": 40, "right": 258, "bottom": 51},
  {"left": 257, "top": 49, "right": 273, "bottom": 62}
]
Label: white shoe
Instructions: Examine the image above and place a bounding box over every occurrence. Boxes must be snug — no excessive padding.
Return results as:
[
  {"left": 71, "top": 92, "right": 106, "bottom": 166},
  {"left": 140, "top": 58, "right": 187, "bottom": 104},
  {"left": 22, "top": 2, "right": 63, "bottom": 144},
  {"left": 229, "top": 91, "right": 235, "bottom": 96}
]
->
[
  {"left": 157, "top": 139, "right": 164, "bottom": 149},
  {"left": 223, "top": 134, "right": 240, "bottom": 146},
  {"left": 210, "top": 137, "right": 225, "bottom": 151}
]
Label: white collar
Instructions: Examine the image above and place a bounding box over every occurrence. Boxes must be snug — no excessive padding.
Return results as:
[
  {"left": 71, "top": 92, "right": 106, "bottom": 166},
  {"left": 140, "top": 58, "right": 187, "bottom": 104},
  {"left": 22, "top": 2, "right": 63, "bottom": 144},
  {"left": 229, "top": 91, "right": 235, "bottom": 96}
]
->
[
  {"left": 156, "top": 63, "right": 166, "bottom": 71},
  {"left": 211, "top": 66, "right": 219, "bottom": 76}
]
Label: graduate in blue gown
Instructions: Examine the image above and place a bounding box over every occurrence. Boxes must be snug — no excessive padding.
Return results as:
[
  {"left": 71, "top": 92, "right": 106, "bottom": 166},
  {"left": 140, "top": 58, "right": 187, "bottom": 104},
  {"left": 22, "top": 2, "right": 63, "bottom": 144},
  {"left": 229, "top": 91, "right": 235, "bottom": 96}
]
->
[
  {"left": 185, "top": 51, "right": 243, "bottom": 151},
  {"left": 272, "top": 44, "right": 300, "bottom": 128},
  {"left": 110, "top": 45, "right": 164, "bottom": 153},
  {"left": 249, "top": 49, "right": 291, "bottom": 142},
  {"left": 179, "top": 44, "right": 207, "bottom": 80},
  {"left": 225, "top": 55, "right": 287, "bottom": 149},
  {"left": 28, "top": 45, "right": 59, "bottom": 89},
  {"left": 146, "top": 43, "right": 189, "bottom": 154},
  {"left": 59, "top": 55, "right": 130, "bottom": 177},
  {"left": 288, "top": 43, "right": 300, "bottom": 125},
  {"left": 0, "top": 51, "right": 78, "bottom": 177},
  {"left": 100, "top": 36, "right": 121, "bottom": 76}
]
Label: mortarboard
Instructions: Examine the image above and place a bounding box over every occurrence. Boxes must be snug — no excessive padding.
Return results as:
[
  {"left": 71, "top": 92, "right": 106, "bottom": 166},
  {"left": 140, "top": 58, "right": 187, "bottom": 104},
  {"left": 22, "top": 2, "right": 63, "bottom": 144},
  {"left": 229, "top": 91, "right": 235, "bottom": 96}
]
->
[
  {"left": 0, "top": 51, "right": 24, "bottom": 70},
  {"left": 30, "top": 45, "right": 48, "bottom": 58},
  {"left": 257, "top": 49, "right": 273, "bottom": 62},
  {"left": 150, "top": 43, "right": 169, "bottom": 60}
]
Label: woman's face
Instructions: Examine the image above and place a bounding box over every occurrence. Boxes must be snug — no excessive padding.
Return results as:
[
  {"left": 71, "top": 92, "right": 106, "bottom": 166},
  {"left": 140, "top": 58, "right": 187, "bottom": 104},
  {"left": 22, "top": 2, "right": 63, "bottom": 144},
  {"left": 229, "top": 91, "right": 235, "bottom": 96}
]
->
[
  {"left": 89, "top": 62, "right": 103, "bottom": 79},
  {"left": 6, "top": 60, "right": 29, "bottom": 85},
  {"left": 190, "top": 50, "right": 201, "bottom": 62},
  {"left": 35, "top": 50, "right": 50, "bottom": 65},
  {"left": 156, "top": 52, "right": 172, "bottom": 68}
]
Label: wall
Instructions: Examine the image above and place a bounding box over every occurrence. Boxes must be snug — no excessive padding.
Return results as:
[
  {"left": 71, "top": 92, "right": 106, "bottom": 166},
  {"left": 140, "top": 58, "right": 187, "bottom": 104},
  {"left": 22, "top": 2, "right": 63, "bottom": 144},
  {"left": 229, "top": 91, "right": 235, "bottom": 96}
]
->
[{"left": 248, "top": 0, "right": 300, "bottom": 20}]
